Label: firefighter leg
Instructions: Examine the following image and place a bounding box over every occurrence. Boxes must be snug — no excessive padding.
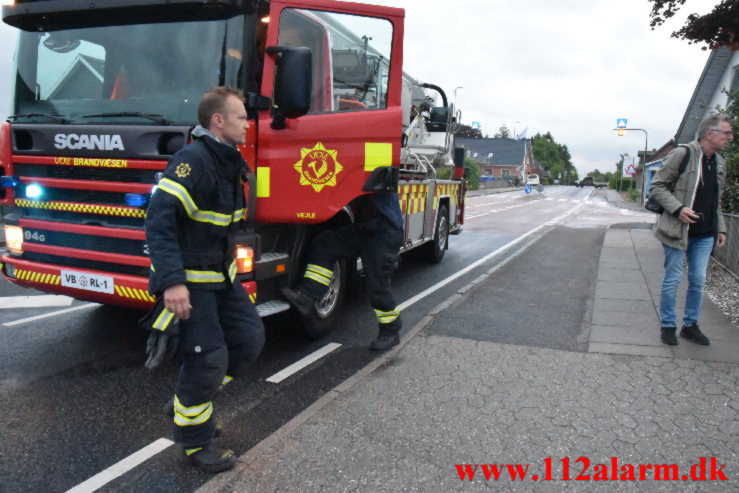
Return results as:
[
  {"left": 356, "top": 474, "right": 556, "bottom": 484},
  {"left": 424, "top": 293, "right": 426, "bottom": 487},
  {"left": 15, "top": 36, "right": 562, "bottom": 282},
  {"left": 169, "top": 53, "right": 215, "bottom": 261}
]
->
[
  {"left": 172, "top": 289, "right": 235, "bottom": 472},
  {"left": 283, "top": 225, "right": 360, "bottom": 314},
  {"left": 360, "top": 227, "right": 404, "bottom": 350},
  {"left": 218, "top": 282, "right": 266, "bottom": 379}
]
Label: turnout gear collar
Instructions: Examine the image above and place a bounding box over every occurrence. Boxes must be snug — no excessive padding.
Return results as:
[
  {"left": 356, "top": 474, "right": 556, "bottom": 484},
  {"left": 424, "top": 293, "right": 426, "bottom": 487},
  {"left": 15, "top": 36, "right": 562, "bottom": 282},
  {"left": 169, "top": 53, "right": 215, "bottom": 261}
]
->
[{"left": 191, "top": 125, "right": 223, "bottom": 144}]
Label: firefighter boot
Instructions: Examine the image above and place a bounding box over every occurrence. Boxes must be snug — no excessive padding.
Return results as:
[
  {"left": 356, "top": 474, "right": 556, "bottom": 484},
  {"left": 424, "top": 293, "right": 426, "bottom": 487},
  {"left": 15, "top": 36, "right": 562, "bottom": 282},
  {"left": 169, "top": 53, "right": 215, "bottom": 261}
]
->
[
  {"left": 182, "top": 444, "right": 237, "bottom": 473},
  {"left": 370, "top": 326, "right": 400, "bottom": 351},
  {"left": 163, "top": 397, "right": 223, "bottom": 438},
  {"left": 281, "top": 287, "right": 315, "bottom": 317}
]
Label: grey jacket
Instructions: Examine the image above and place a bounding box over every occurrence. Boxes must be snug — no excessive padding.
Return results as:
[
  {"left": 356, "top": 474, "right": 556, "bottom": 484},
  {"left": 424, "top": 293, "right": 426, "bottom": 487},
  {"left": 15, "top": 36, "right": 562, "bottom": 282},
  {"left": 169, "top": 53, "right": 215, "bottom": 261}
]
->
[{"left": 649, "top": 140, "right": 726, "bottom": 250}]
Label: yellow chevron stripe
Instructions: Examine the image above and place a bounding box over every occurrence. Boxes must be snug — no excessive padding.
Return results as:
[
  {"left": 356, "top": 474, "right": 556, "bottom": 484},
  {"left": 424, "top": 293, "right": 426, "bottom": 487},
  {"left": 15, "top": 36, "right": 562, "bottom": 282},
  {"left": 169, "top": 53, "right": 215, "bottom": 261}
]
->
[{"left": 15, "top": 199, "right": 146, "bottom": 218}]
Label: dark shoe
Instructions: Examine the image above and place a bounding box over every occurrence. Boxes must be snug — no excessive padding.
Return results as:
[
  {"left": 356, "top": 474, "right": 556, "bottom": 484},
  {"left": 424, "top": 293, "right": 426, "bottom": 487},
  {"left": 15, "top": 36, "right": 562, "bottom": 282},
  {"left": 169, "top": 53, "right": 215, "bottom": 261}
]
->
[
  {"left": 281, "top": 287, "right": 314, "bottom": 317},
  {"left": 164, "top": 397, "right": 222, "bottom": 438},
  {"left": 660, "top": 326, "right": 678, "bottom": 346},
  {"left": 370, "top": 331, "right": 399, "bottom": 351},
  {"left": 182, "top": 444, "right": 236, "bottom": 473},
  {"left": 162, "top": 396, "right": 175, "bottom": 417},
  {"left": 680, "top": 324, "right": 710, "bottom": 346}
]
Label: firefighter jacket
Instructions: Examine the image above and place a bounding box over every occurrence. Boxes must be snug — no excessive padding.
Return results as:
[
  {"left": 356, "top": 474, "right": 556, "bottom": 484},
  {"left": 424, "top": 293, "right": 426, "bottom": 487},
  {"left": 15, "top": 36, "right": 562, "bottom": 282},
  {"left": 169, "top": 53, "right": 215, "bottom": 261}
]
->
[{"left": 145, "top": 131, "right": 248, "bottom": 295}]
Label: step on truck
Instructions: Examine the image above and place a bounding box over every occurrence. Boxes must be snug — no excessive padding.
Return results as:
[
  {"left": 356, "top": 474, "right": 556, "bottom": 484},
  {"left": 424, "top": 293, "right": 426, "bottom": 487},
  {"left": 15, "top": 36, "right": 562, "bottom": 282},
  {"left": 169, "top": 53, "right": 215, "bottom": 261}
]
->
[{"left": 0, "top": 0, "right": 465, "bottom": 338}]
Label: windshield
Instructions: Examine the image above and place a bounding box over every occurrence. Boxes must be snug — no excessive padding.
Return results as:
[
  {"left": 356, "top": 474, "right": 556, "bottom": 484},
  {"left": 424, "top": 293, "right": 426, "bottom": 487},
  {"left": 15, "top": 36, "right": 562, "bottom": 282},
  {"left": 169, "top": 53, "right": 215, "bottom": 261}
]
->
[{"left": 12, "top": 16, "right": 246, "bottom": 125}]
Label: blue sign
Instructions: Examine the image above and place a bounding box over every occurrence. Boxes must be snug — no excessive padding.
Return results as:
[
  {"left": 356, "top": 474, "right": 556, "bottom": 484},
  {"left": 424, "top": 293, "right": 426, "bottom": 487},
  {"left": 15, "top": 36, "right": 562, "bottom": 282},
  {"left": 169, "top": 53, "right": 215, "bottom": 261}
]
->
[
  {"left": 616, "top": 118, "right": 628, "bottom": 129},
  {"left": 524, "top": 184, "right": 532, "bottom": 194},
  {"left": 471, "top": 121, "right": 481, "bottom": 130}
]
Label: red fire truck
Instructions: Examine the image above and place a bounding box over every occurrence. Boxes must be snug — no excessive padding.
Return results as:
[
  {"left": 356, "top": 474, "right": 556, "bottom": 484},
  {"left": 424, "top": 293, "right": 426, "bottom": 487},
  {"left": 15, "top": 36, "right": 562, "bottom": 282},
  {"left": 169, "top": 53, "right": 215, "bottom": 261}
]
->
[{"left": 0, "top": 0, "right": 465, "bottom": 337}]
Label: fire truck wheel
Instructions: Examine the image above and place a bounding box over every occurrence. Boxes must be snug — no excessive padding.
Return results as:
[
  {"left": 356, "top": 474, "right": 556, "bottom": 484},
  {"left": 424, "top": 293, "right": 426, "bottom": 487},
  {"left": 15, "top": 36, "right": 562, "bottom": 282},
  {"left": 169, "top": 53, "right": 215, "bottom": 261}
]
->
[
  {"left": 301, "top": 258, "right": 348, "bottom": 339},
  {"left": 425, "top": 204, "right": 449, "bottom": 264}
]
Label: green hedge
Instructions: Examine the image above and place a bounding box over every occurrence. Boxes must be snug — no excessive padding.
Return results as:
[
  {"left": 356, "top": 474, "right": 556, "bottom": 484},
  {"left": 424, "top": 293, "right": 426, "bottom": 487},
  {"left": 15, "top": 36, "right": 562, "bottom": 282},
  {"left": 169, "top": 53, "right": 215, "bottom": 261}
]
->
[{"left": 720, "top": 91, "right": 738, "bottom": 214}]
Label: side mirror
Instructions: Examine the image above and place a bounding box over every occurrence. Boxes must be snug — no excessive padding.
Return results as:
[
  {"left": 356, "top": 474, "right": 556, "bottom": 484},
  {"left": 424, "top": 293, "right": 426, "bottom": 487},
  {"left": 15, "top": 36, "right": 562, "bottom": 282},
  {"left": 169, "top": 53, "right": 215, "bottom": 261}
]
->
[{"left": 266, "top": 46, "right": 312, "bottom": 129}]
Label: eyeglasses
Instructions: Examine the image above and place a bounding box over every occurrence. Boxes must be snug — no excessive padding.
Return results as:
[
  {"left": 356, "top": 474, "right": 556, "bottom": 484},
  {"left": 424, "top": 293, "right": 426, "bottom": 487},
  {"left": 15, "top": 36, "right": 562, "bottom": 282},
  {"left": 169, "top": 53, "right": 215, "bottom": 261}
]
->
[{"left": 710, "top": 128, "right": 733, "bottom": 136}]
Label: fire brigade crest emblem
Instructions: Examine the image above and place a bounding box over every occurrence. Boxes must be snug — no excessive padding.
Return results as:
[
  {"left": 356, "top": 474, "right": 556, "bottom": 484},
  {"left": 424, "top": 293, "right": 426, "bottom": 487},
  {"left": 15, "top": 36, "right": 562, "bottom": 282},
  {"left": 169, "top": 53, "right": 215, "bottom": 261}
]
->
[
  {"left": 293, "top": 142, "right": 343, "bottom": 192},
  {"left": 175, "top": 162, "right": 191, "bottom": 178}
]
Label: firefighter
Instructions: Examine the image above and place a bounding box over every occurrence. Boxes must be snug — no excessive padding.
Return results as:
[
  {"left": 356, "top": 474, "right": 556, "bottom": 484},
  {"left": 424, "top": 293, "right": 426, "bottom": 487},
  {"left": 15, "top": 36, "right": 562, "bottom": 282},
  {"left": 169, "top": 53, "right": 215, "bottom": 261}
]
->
[
  {"left": 282, "top": 191, "right": 404, "bottom": 350},
  {"left": 144, "top": 87, "right": 265, "bottom": 473}
]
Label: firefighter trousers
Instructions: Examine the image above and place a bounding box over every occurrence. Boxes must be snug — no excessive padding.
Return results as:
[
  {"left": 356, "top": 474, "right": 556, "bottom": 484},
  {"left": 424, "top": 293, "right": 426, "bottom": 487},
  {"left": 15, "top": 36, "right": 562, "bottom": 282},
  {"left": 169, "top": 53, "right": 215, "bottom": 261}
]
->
[
  {"left": 172, "top": 282, "right": 265, "bottom": 448},
  {"left": 300, "top": 217, "right": 404, "bottom": 332}
]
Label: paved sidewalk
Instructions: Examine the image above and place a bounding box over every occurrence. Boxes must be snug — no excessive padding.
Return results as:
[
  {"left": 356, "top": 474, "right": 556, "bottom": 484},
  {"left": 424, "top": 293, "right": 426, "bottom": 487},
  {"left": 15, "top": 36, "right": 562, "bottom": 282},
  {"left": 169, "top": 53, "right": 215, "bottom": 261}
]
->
[
  {"left": 199, "top": 225, "right": 738, "bottom": 492},
  {"left": 604, "top": 189, "right": 645, "bottom": 213}
]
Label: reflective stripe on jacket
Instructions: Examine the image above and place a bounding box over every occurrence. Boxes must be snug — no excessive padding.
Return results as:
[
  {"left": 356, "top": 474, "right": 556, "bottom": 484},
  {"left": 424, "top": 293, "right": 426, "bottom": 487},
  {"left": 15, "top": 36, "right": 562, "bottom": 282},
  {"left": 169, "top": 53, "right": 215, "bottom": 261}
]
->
[{"left": 145, "top": 135, "right": 248, "bottom": 294}]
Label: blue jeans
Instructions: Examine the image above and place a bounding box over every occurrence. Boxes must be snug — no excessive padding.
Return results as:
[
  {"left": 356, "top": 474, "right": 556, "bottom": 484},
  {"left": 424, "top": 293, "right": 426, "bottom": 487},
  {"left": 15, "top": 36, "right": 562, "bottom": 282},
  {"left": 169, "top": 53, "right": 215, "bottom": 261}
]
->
[{"left": 659, "top": 236, "right": 714, "bottom": 328}]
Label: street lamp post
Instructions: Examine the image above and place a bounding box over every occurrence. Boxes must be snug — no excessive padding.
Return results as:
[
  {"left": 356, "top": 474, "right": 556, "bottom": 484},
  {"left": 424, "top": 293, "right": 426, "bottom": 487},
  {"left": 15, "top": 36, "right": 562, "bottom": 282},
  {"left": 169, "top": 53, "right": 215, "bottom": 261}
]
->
[
  {"left": 453, "top": 86, "right": 463, "bottom": 104},
  {"left": 619, "top": 153, "right": 630, "bottom": 193},
  {"left": 613, "top": 127, "right": 648, "bottom": 203}
]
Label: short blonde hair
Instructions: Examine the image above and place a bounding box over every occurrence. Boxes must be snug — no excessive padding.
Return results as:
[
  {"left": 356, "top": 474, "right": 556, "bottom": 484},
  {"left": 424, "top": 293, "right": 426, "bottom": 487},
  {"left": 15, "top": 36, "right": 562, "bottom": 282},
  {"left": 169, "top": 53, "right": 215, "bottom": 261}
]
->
[{"left": 197, "top": 87, "right": 245, "bottom": 129}]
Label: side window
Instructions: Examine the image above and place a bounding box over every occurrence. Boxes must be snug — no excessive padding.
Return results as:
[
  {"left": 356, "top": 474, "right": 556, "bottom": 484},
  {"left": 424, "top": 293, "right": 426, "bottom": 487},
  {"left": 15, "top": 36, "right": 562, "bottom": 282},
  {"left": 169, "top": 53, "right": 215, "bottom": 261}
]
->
[{"left": 278, "top": 9, "right": 392, "bottom": 114}]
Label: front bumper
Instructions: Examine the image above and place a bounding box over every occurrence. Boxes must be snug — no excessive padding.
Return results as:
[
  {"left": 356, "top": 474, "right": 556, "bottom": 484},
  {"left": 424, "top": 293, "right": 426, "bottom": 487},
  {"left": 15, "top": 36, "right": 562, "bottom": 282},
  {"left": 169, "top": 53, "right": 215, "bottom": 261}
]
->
[{"left": 1, "top": 256, "right": 258, "bottom": 310}]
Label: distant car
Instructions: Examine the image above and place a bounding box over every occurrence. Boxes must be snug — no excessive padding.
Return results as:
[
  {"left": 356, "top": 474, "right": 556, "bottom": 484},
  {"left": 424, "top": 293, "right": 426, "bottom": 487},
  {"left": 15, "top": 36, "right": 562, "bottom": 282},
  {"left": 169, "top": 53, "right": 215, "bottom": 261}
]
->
[
  {"left": 526, "top": 174, "right": 540, "bottom": 186},
  {"left": 575, "top": 176, "right": 607, "bottom": 188}
]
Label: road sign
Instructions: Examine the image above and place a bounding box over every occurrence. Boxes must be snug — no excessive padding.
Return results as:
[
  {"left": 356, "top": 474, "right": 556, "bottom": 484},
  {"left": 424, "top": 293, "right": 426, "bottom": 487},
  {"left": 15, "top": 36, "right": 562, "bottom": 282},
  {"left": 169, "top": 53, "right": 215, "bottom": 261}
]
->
[
  {"left": 623, "top": 164, "right": 637, "bottom": 177},
  {"left": 524, "top": 184, "right": 532, "bottom": 194},
  {"left": 471, "top": 121, "right": 481, "bottom": 130},
  {"left": 617, "top": 118, "right": 628, "bottom": 129}
]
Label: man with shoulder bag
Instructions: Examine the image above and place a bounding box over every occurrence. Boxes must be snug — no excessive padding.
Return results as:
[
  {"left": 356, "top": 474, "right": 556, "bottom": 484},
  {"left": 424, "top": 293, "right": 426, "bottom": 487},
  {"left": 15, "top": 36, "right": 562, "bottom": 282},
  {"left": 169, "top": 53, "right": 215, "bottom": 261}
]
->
[{"left": 648, "top": 114, "right": 731, "bottom": 346}]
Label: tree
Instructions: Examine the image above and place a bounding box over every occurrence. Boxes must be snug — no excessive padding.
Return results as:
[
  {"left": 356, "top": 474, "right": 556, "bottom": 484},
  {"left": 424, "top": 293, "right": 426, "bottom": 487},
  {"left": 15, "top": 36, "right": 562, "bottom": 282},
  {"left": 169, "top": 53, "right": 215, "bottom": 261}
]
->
[
  {"left": 648, "top": 0, "right": 739, "bottom": 48},
  {"left": 493, "top": 124, "right": 511, "bottom": 139},
  {"left": 453, "top": 123, "right": 482, "bottom": 139},
  {"left": 532, "top": 132, "right": 575, "bottom": 184}
]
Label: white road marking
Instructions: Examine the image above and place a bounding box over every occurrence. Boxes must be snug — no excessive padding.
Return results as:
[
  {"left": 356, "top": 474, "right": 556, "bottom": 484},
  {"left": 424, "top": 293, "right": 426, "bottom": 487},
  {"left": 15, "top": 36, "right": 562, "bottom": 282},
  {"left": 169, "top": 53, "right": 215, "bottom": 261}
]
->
[
  {"left": 266, "top": 343, "right": 342, "bottom": 384},
  {"left": 3, "top": 303, "right": 98, "bottom": 327},
  {"left": 0, "top": 295, "right": 74, "bottom": 309},
  {"left": 399, "top": 202, "right": 585, "bottom": 312},
  {"left": 65, "top": 438, "right": 174, "bottom": 493}
]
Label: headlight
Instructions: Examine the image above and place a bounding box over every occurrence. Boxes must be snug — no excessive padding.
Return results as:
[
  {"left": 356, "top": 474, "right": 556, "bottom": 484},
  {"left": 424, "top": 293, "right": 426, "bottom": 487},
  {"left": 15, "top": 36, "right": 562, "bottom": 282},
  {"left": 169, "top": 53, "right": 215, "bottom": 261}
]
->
[
  {"left": 5, "top": 225, "right": 23, "bottom": 254},
  {"left": 235, "top": 245, "right": 254, "bottom": 273},
  {"left": 25, "top": 184, "right": 43, "bottom": 199}
]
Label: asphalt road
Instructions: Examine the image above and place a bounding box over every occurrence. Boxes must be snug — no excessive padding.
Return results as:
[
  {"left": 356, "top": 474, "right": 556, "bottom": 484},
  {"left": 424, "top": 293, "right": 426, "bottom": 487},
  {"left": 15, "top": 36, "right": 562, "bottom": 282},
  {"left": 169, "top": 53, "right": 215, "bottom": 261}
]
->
[{"left": 0, "top": 186, "right": 654, "bottom": 492}]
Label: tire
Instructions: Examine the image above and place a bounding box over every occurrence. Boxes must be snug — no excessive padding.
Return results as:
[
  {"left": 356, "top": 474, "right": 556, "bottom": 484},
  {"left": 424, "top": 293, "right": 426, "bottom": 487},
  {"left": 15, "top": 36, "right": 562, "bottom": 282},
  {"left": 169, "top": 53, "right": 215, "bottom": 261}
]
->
[
  {"left": 425, "top": 204, "right": 449, "bottom": 264},
  {"left": 300, "top": 258, "right": 348, "bottom": 340}
]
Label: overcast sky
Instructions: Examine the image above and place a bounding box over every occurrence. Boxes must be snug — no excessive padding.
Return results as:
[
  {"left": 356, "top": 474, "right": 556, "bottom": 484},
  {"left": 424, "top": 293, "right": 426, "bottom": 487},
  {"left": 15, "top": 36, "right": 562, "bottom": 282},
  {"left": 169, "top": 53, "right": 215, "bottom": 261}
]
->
[{"left": 0, "top": 0, "right": 719, "bottom": 176}]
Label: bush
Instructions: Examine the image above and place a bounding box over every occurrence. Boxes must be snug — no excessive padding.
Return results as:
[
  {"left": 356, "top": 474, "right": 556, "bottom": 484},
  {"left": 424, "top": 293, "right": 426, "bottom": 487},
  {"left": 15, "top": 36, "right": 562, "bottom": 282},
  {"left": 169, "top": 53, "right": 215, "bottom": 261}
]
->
[
  {"left": 435, "top": 166, "right": 452, "bottom": 180},
  {"left": 463, "top": 158, "right": 481, "bottom": 190},
  {"left": 720, "top": 91, "right": 738, "bottom": 214},
  {"left": 628, "top": 187, "right": 638, "bottom": 202}
]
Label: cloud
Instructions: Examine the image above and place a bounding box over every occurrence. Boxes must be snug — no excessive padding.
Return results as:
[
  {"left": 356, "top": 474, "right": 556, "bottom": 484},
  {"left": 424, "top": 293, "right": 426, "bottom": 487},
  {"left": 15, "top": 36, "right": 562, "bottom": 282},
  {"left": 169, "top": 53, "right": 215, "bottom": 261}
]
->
[{"left": 0, "top": 0, "right": 721, "bottom": 177}]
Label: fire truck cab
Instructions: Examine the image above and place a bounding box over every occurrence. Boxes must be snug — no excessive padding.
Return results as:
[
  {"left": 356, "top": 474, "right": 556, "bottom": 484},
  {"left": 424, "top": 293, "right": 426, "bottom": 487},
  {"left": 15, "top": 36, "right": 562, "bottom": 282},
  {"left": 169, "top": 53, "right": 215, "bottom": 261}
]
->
[{"left": 1, "top": 0, "right": 465, "bottom": 338}]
